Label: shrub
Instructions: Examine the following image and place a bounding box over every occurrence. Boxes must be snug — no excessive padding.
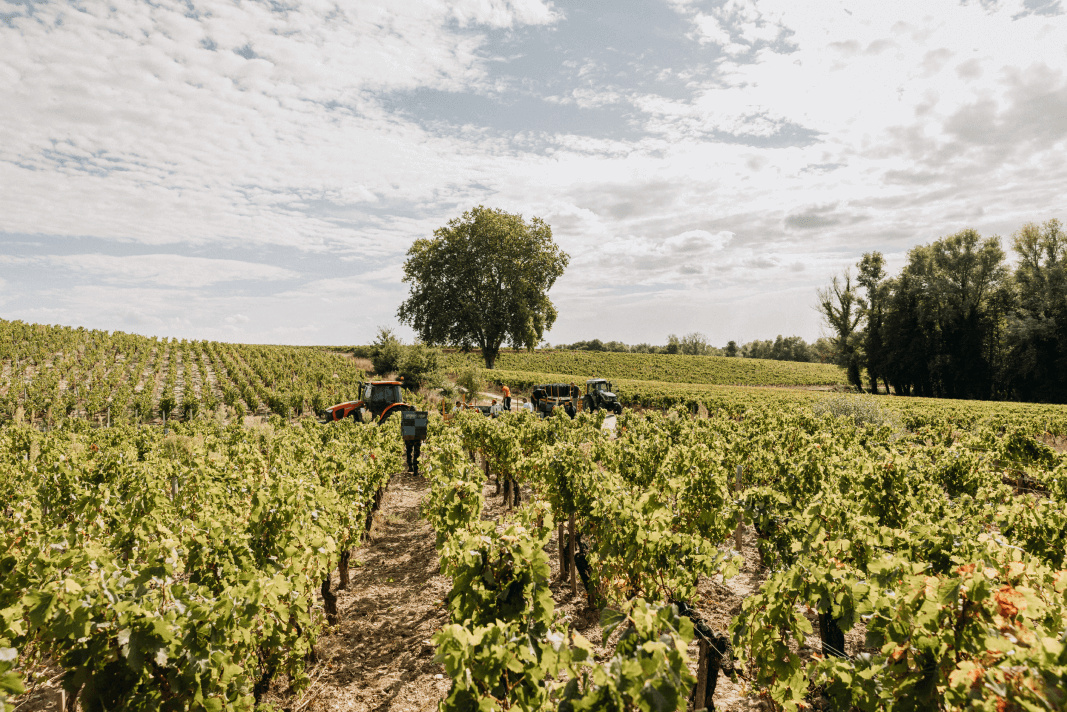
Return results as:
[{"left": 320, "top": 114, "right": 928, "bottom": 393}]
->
[
  {"left": 454, "top": 365, "right": 484, "bottom": 404},
  {"left": 399, "top": 343, "right": 442, "bottom": 389},
  {"left": 371, "top": 327, "right": 404, "bottom": 376},
  {"left": 812, "top": 394, "right": 902, "bottom": 431}
]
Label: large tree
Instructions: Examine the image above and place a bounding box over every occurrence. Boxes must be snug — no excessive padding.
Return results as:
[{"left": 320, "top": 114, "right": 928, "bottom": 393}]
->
[
  {"left": 856, "top": 251, "right": 888, "bottom": 394},
  {"left": 817, "top": 271, "right": 864, "bottom": 390},
  {"left": 1006, "top": 219, "right": 1067, "bottom": 401},
  {"left": 397, "top": 206, "right": 569, "bottom": 369}
]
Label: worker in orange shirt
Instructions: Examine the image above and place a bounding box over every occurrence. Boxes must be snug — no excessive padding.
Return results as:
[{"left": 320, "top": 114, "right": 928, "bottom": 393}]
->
[{"left": 502, "top": 384, "right": 511, "bottom": 411}]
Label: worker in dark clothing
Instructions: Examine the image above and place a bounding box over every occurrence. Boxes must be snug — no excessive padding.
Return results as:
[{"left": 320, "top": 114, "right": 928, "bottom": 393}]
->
[{"left": 405, "top": 438, "right": 421, "bottom": 476}]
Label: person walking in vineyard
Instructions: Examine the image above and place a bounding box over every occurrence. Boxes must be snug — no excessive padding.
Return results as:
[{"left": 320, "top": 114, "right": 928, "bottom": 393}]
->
[
  {"left": 502, "top": 384, "right": 511, "bottom": 411},
  {"left": 405, "top": 437, "right": 421, "bottom": 476}
]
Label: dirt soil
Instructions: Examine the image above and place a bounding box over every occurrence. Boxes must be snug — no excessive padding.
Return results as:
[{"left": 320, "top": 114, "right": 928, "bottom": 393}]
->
[
  {"left": 292, "top": 466, "right": 770, "bottom": 712},
  {"left": 297, "top": 470, "right": 452, "bottom": 712}
]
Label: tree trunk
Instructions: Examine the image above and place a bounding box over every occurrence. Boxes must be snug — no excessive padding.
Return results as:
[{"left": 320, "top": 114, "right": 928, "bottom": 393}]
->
[
  {"left": 818, "top": 611, "right": 846, "bottom": 658},
  {"left": 568, "top": 513, "right": 578, "bottom": 596},
  {"left": 253, "top": 663, "right": 276, "bottom": 703},
  {"left": 483, "top": 347, "right": 497, "bottom": 370},
  {"left": 338, "top": 549, "right": 351, "bottom": 590},
  {"left": 61, "top": 683, "right": 82, "bottom": 712},
  {"left": 322, "top": 575, "right": 339, "bottom": 625}
]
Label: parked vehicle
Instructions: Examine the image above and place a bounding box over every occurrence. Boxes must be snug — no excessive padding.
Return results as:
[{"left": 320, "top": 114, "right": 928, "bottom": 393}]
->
[
  {"left": 582, "top": 378, "right": 623, "bottom": 415},
  {"left": 324, "top": 380, "right": 413, "bottom": 424},
  {"left": 530, "top": 383, "right": 579, "bottom": 416}
]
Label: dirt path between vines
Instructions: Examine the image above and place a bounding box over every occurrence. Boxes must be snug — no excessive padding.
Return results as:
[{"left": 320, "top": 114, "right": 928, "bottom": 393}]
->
[
  {"left": 298, "top": 471, "right": 451, "bottom": 712},
  {"left": 299, "top": 468, "right": 767, "bottom": 712}
]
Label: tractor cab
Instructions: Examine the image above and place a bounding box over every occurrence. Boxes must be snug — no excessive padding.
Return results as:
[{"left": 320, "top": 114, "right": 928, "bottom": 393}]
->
[
  {"left": 587, "top": 379, "right": 612, "bottom": 394},
  {"left": 583, "top": 378, "right": 622, "bottom": 415},
  {"left": 365, "top": 382, "right": 403, "bottom": 406}
]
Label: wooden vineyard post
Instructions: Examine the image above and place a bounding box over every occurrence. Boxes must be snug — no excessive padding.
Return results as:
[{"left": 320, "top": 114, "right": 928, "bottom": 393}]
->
[
  {"left": 171, "top": 475, "right": 179, "bottom": 501},
  {"left": 558, "top": 522, "right": 567, "bottom": 582},
  {"left": 569, "top": 513, "right": 578, "bottom": 596},
  {"left": 693, "top": 639, "right": 710, "bottom": 710},
  {"left": 733, "top": 464, "right": 743, "bottom": 552},
  {"left": 691, "top": 635, "right": 726, "bottom": 711}
]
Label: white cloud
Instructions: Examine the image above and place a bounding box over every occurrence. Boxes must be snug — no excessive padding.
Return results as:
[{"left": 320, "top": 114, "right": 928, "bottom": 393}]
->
[
  {"left": 1, "top": 0, "right": 1066, "bottom": 345},
  {"left": 1, "top": 253, "right": 298, "bottom": 288}
]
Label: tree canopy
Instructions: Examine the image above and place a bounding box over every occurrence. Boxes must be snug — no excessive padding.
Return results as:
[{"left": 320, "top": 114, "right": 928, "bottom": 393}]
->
[
  {"left": 819, "top": 220, "right": 1067, "bottom": 402},
  {"left": 397, "top": 206, "right": 569, "bottom": 369}
]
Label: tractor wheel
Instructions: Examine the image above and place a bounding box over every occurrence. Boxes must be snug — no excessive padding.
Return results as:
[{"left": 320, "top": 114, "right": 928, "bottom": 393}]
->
[
  {"left": 613, "top": 403, "right": 622, "bottom": 415},
  {"left": 582, "top": 395, "right": 595, "bottom": 412},
  {"left": 351, "top": 408, "right": 364, "bottom": 423}
]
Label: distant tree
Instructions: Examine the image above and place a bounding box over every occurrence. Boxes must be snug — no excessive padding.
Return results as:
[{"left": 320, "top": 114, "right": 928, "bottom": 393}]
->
[
  {"left": 929, "top": 229, "right": 1008, "bottom": 398},
  {"left": 370, "top": 327, "right": 404, "bottom": 376},
  {"left": 812, "top": 337, "right": 836, "bottom": 364},
  {"left": 399, "top": 343, "right": 443, "bottom": 389},
  {"left": 397, "top": 206, "right": 569, "bottom": 369},
  {"left": 856, "top": 252, "right": 888, "bottom": 393},
  {"left": 664, "top": 334, "right": 681, "bottom": 354},
  {"left": 817, "top": 271, "right": 864, "bottom": 390},
  {"left": 1005, "top": 219, "right": 1067, "bottom": 401},
  {"left": 739, "top": 336, "right": 803, "bottom": 362},
  {"left": 679, "top": 332, "right": 712, "bottom": 355},
  {"left": 724, "top": 340, "right": 739, "bottom": 357},
  {"left": 455, "top": 365, "right": 484, "bottom": 404},
  {"left": 861, "top": 229, "right": 1008, "bottom": 398},
  {"left": 631, "top": 343, "right": 654, "bottom": 354},
  {"left": 741, "top": 339, "right": 771, "bottom": 359}
]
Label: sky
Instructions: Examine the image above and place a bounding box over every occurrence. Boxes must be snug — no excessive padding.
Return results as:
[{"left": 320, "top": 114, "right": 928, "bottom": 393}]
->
[{"left": 1, "top": 0, "right": 1065, "bottom": 347}]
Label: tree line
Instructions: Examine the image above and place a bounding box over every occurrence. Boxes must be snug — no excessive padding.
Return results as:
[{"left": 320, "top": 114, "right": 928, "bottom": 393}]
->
[
  {"left": 552, "top": 334, "right": 835, "bottom": 362},
  {"left": 819, "top": 219, "right": 1066, "bottom": 402}
]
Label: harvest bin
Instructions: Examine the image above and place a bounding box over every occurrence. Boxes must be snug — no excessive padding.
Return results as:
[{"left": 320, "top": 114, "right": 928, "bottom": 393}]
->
[{"left": 401, "top": 410, "right": 428, "bottom": 440}]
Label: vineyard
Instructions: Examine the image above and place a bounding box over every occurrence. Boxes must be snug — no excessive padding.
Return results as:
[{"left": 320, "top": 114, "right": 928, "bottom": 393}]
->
[
  {"left": 442, "top": 350, "right": 846, "bottom": 388},
  {"left": 3, "top": 319, "right": 1067, "bottom": 711},
  {"left": 0, "top": 320, "right": 369, "bottom": 424}
]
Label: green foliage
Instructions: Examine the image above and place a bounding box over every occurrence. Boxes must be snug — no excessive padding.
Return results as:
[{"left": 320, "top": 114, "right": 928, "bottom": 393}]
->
[
  {"left": 454, "top": 365, "right": 484, "bottom": 404},
  {"left": 558, "top": 601, "right": 696, "bottom": 712},
  {"left": 443, "top": 348, "right": 846, "bottom": 392},
  {"left": 817, "top": 270, "right": 864, "bottom": 390},
  {"left": 398, "top": 342, "right": 442, "bottom": 389},
  {"left": 397, "top": 206, "right": 569, "bottom": 369},
  {"left": 0, "top": 319, "right": 376, "bottom": 427},
  {"left": 0, "top": 419, "right": 401, "bottom": 711},
  {"left": 811, "top": 393, "right": 902, "bottom": 431},
  {"left": 370, "top": 326, "right": 404, "bottom": 376}
]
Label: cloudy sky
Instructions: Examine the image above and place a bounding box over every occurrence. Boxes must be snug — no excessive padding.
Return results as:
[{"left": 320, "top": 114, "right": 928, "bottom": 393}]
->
[{"left": 1, "top": 0, "right": 1065, "bottom": 346}]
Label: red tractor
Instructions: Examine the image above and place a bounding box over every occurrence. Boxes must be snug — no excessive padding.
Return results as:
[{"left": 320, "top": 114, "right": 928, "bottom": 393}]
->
[{"left": 324, "top": 380, "right": 414, "bottom": 424}]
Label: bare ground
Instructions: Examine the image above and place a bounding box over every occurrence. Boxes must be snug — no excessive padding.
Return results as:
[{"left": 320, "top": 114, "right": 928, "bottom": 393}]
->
[{"left": 297, "top": 470, "right": 452, "bottom": 712}]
